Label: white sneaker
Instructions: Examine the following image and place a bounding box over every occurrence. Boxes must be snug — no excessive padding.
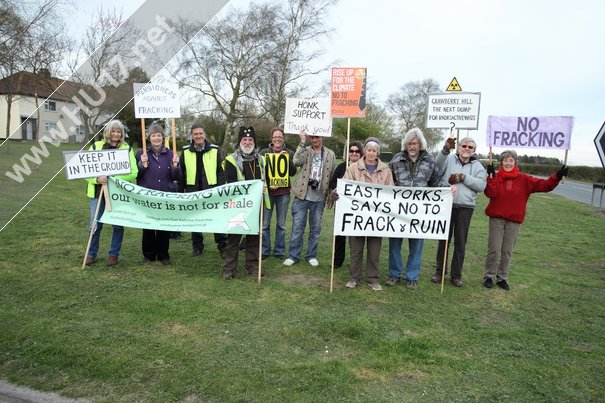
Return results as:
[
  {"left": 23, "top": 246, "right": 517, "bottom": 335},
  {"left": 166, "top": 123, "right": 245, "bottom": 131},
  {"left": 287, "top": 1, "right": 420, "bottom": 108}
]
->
[
  {"left": 368, "top": 282, "right": 383, "bottom": 291},
  {"left": 283, "top": 258, "right": 295, "bottom": 267},
  {"left": 345, "top": 280, "right": 358, "bottom": 288},
  {"left": 308, "top": 258, "right": 319, "bottom": 267}
]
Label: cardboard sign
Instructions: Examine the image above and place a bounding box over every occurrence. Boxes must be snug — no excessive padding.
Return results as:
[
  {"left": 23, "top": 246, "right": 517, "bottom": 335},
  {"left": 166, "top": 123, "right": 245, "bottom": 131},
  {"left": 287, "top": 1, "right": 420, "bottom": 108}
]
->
[
  {"left": 486, "top": 115, "right": 574, "bottom": 150},
  {"left": 330, "top": 67, "right": 367, "bottom": 117},
  {"left": 284, "top": 98, "right": 332, "bottom": 136},
  {"left": 63, "top": 149, "right": 131, "bottom": 180},
  {"left": 334, "top": 179, "right": 452, "bottom": 240},
  {"left": 133, "top": 82, "right": 181, "bottom": 118},
  {"left": 426, "top": 92, "right": 481, "bottom": 129}
]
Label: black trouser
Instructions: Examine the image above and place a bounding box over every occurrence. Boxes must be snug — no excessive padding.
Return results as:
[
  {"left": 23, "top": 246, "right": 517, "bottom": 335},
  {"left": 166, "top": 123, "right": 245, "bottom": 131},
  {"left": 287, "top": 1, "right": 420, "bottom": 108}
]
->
[
  {"left": 334, "top": 235, "right": 346, "bottom": 267},
  {"left": 142, "top": 229, "right": 170, "bottom": 261},
  {"left": 436, "top": 207, "right": 474, "bottom": 280},
  {"left": 192, "top": 232, "right": 227, "bottom": 252}
]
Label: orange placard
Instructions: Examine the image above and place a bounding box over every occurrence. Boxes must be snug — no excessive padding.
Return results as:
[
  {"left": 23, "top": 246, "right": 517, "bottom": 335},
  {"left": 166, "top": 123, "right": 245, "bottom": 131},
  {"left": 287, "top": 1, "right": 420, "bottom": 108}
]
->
[{"left": 330, "top": 67, "right": 367, "bottom": 118}]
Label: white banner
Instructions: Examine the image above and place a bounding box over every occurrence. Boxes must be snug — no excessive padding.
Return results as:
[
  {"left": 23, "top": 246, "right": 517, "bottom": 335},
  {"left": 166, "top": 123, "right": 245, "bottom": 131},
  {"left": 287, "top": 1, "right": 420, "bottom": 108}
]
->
[
  {"left": 133, "top": 82, "right": 181, "bottom": 118},
  {"left": 426, "top": 92, "right": 481, "bottom": 129},
  {"left": 334, "top": 179, "right": 452, "bottom": 240},
  {"left": 284, "top": 97, "right": 332, "bottom": 136},
  {"left": 63, "top": 149, "right": 131, "bottom": 180}
]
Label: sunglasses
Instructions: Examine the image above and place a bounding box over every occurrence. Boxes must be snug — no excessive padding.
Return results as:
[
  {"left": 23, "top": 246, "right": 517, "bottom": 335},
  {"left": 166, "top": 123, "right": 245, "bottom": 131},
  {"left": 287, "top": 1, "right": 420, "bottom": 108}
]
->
[
  {"left": 349, "top": 149, "right": 361, "bottom": 154},
  {"left": 460, "top": 144, "right": 474, "bottom": 149}
]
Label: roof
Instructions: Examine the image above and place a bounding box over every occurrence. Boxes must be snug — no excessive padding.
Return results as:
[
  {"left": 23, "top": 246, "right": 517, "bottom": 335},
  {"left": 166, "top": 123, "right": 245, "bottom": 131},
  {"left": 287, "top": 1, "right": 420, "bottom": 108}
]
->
[{"left": 0, "top": 71, "right": 89, "bottom": 102}]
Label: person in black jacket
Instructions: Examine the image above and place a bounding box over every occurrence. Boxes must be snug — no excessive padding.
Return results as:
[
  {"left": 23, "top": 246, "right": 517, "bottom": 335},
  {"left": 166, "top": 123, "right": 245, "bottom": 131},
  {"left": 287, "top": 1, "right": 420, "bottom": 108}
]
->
[{"left": 328, "top": 140, "right": 363, "bottom": 268}]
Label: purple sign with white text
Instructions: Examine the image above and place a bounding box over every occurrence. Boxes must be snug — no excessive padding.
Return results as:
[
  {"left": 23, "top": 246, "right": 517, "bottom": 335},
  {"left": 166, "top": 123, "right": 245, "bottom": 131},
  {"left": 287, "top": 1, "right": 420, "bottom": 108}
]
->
[{"left": 486, "top": 116, "right": 574, "bottom": 150}]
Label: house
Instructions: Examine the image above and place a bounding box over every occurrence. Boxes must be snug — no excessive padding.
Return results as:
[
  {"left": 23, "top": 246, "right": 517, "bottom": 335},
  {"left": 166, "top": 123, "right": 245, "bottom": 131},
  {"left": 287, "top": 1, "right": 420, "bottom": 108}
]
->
[{"left": 0, "top": 69, "right": 95, "bottom": 143}]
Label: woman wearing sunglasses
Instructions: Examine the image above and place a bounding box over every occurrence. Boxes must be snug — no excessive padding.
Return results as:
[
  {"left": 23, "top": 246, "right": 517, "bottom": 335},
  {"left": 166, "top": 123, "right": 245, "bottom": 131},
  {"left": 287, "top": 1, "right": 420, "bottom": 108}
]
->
[{"left": 328, "top": 141, "right": 364, "bottom": 268}]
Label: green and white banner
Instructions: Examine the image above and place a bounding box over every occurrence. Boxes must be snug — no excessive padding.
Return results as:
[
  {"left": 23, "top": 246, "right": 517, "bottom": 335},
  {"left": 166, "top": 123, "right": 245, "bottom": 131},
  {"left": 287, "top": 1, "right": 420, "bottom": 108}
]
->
[{"left": 100, "top": 177, "right": 263, "bottom": 234}]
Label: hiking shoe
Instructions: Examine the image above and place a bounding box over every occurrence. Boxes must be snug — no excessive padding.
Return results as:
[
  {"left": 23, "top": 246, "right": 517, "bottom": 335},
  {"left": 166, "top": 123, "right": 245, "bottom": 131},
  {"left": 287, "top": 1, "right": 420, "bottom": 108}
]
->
[
  {"left": 85, "top": 256, "right": 96, "bottom": 266},
  {"left": 283, "top": 258, "right": 295, "bottom": 267},
  {"left": 161, "top": 259, "right": 171, "bottom": 266},
  {"left": 431, "top": 273, "right": 441, "bottom": 283},
  {"left": 406, "top": 280, "right": 418, "bottom": 289},
  {"left": 496, "top": 279, "right": 510, "bottom": 290},
  {"left": 107, "top": 256, "right": 119, "bottom": 266},
  {"left": 450, "top": 278, "right": 464, "bottom": 287},
  {"left": 483, "top": 278, "right": 494, "bottom": 288},
  {"left": 345, "top": 280, "right": 358, "bottom": 288},
  {"left": 192, "top": 248, "right": 203, "bottom": 257},
  {"left": 368, "top": 282, "right": 383, "bottom": 291},
  {"left": 308, "top": 258, "right": 319, "bottom": 267},
  {"left": 385, "top": 277, "right": 401, "bottom": 286}
]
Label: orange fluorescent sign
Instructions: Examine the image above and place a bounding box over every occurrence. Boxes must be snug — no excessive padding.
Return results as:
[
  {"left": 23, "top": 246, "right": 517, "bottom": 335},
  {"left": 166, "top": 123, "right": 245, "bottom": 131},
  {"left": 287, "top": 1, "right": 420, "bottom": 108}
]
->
[{"left": 330, "top": 67, "right": 367, "bottom": 118}]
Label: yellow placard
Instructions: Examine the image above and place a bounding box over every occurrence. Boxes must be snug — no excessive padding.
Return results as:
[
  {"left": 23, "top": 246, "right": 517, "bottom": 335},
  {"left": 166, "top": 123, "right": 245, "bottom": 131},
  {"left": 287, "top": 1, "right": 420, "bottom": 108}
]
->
[{"left": 265, "top": 153, "right": 290, "bottom": 187}]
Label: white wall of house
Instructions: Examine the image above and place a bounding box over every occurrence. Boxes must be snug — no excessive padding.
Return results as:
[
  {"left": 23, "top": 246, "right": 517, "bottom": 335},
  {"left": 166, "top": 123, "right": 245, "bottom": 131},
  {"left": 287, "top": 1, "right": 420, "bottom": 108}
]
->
[{"left": 0, "top": 96, "right": 87, "bottom": 143}]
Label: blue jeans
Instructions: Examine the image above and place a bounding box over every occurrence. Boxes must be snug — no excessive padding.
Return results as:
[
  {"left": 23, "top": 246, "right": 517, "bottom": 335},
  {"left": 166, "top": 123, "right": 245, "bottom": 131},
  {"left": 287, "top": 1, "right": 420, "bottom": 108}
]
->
[
  {"left": 262, "top": 193, "right": 290, "bottom": 257},
  {"left": 88, "top": 197, "right": 124, "bottom": 258},
  {"left": 388, "top": 237, "right": 424, "bottom": 281},
  {"left": 287, "top": 198, "right": 325, "bottom": 262}
]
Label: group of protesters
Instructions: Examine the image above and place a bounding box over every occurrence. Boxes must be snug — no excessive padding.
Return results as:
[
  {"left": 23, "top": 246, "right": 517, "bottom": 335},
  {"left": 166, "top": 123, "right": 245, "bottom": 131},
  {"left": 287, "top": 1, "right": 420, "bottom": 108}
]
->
[{"left": 84, "top": 120, "right": 569, "bottom": 291}]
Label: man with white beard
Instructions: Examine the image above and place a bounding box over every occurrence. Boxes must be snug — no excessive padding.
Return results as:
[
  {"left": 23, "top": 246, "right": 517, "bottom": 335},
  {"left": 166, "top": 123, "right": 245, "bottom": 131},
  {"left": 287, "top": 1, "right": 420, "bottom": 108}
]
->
[{"left": 221, "top": 126, "right": 269, "bottom": 279}]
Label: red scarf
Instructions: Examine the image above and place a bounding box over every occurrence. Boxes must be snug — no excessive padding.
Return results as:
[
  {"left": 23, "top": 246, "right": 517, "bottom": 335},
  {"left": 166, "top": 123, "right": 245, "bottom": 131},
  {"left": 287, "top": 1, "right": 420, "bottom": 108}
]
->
[{"left": 498, "top": 166, "right": 519, "bottom": 179}]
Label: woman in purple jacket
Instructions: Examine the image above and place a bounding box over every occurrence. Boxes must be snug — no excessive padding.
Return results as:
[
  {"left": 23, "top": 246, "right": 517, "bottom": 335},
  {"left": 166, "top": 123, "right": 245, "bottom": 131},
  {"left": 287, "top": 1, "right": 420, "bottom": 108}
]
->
[{"left": 135, "top": 124, "right": 181, "bottom": 265}]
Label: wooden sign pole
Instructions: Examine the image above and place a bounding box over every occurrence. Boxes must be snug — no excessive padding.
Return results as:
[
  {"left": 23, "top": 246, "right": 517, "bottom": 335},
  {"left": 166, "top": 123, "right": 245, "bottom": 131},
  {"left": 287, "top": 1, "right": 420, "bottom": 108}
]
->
[{"left": 140, "top": 119, "right": 148, "bottom": 168}]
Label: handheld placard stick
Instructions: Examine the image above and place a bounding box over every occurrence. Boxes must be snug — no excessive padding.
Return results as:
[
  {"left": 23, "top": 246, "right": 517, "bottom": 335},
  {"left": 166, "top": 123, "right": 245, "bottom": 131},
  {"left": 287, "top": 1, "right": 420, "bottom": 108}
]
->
[
  {"left": 140, "top": 119, "right": 148, "bottom": 168},
  {"left": 440, "top": 239, "right": 448, "bottom": 295},
  {"left": 257, "top": 199, "right": 264, "bottom": 284},
  {"left": 171, "top": 118, "right": 177, "bottom": 156},
  {"left": 82, "top": 184, "right": 106, "bottom": 269},
  {"left": 102, "top": 181, "right": 112, "bottom": 212},
  {"left": 562, "top": 150, "right": 568, "bottom": 183},
  {"left": 330, "top": 234, "right": 337, "bottom": 293},
  {"left": 488, "top": 148, "right": 494, "bottom": 178}
]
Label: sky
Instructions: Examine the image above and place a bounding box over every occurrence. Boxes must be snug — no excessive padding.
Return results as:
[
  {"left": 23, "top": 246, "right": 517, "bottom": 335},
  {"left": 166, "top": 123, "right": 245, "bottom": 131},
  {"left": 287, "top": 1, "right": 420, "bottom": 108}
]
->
[{"left": 72, "top": 0, "right": 605, "bottom": 167}]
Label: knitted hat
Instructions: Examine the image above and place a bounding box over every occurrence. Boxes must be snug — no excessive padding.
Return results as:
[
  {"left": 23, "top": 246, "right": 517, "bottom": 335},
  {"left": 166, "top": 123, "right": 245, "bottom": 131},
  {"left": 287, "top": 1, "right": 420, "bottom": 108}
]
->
[
  {"left": 238, "top": 126, "right": 256, "bottom": 144},
  {"left": 364, "top": 137, "right": 380, "bottom": 147}
]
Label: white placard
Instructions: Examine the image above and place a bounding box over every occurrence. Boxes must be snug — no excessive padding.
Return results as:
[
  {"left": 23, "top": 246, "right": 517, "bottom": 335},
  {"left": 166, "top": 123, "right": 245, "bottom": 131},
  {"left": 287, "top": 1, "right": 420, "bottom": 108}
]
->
[
  {"left": 63, "top": 149, "right": 132, "bottom": 180},
  {"left": 426, "top": 92, "right": 481, "bottom": 129},
  {"left": 334, "top": 179, "right": 452, "bottom": 240},
  {"left": 133, "top": 82, "right": 181, "bottom": 118},
  {"left": 284, "top": 98, "right": 332, "bottom": 136}
]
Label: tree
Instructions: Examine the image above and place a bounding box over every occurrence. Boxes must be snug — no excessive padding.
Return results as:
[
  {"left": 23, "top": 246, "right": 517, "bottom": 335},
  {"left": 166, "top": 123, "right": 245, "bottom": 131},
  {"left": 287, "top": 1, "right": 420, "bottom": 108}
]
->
[
  {"left": 331, "top": 100, "right": 394, "bottom": 158},
  {"left": 70, "top": 7, "right": 137, "bottom": 142},
  {"left": 253, "top": 0, "right": 336, "bottom": 125},
  {"left": 172, "top": 0, "right": 336, "bottom": 155},
  {"left": 173, "top": 2, "right": 280, "bottom": 154},
  {"left": 387, "top": 78, "right": 443, "bottom": 150},
  {"left": 108, "top": 67, "right": 151, "bottom": 146}
]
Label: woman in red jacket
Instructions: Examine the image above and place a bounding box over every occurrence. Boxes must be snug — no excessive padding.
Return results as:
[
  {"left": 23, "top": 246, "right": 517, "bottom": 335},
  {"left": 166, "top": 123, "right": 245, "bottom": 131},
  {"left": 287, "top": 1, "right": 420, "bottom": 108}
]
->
[{"left": 483, "top": 150, "right": 568, "bottom": 290}]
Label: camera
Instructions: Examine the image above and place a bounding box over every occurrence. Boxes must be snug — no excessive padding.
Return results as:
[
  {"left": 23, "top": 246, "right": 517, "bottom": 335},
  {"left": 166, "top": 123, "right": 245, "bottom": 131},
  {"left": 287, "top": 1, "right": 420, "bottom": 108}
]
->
[{"left": 308, "top": 179, "right": 319, "bottom": 190}]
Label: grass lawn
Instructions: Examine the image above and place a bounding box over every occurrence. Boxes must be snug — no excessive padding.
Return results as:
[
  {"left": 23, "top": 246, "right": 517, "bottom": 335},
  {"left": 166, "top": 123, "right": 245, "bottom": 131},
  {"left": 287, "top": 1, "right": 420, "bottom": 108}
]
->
[{"left": 0, "top": 143, "right": 604, "bottom": 402}]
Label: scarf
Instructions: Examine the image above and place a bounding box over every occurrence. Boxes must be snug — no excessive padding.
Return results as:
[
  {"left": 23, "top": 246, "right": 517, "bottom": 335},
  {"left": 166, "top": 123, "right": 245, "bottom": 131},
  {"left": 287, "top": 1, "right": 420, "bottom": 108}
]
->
[
  {"left": 232, "top": 147, "right": 259, "bottom": 171},
  {"left": 498, "top": 166, "right": 519, "bottom": 179}
]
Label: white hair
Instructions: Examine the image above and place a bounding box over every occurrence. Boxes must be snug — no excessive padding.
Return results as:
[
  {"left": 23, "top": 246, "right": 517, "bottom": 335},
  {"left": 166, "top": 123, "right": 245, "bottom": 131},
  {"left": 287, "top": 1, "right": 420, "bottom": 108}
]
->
[{"left": 401, "top": 128, "right": 427, "bottom": 150}]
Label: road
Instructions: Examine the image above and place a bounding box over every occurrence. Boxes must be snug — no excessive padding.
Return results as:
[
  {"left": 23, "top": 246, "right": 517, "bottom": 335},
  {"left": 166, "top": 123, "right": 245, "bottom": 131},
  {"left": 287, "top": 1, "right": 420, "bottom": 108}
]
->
[{"left": 550, "top": 179, "right": 604, "bottom": 207}]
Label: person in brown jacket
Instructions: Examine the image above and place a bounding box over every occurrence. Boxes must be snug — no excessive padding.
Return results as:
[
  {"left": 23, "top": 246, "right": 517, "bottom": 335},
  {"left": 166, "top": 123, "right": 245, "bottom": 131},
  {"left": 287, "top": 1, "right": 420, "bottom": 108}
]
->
[{"left": 342, "top": 137, "right": 394, "bottom": 290}]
